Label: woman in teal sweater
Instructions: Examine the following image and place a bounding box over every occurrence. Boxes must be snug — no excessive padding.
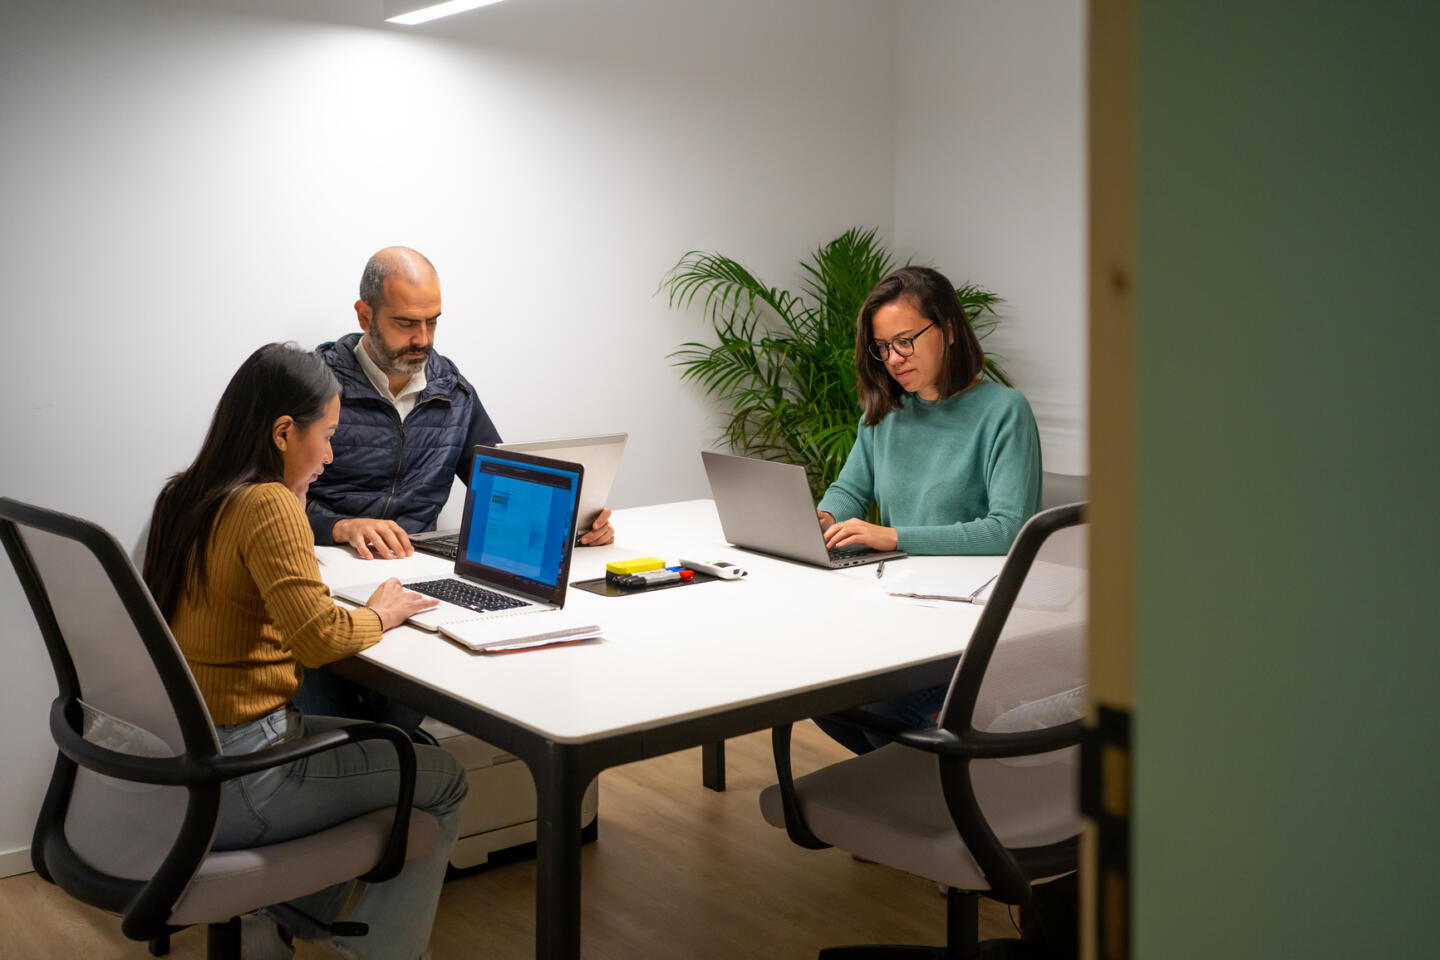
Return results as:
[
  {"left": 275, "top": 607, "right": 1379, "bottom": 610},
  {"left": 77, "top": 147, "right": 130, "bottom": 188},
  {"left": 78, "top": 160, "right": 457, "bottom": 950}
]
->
[{"left": 815, "top": 265, "right": 1042, "bottom": 753}]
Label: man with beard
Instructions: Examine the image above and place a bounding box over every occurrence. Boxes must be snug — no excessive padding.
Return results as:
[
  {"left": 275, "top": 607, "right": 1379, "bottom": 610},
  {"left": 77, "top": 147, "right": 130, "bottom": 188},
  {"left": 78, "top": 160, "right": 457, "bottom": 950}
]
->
[
  {"left": 307, "top": 246, "right": 614, "bottom": 558},
  {"left": 300, "top": 247, "right": 612, "bottom": 730}
]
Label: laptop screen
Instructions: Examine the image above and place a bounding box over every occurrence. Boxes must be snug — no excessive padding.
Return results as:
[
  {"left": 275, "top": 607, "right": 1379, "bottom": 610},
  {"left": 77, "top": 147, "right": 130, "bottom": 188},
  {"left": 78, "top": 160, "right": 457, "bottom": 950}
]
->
[{"left": 454, "top": 447, "right": 583, "bottom": 604}]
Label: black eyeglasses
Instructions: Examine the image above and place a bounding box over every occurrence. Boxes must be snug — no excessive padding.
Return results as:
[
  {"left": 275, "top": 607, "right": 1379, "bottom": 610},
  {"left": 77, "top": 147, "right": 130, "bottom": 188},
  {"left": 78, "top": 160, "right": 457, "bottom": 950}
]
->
[{"left": 868, "top": 322, "right": 936, "bottom": 362}]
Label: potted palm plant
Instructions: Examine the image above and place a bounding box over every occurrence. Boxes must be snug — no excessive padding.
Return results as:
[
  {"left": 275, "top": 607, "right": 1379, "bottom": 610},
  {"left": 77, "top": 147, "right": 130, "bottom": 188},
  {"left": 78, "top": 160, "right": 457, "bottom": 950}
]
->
[{"left": 663, "top": 227, "right": 1008, "bottom": 499}]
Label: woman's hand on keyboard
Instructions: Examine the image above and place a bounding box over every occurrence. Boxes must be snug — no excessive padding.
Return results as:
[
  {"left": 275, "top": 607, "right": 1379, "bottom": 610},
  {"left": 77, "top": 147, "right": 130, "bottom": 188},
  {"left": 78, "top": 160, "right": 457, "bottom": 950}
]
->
[
  {"left": 366, "top": 578, "right": 439, "bottom": 631},
  {"left": 822, "top": 517, "right": 898, "bottom": 552}
]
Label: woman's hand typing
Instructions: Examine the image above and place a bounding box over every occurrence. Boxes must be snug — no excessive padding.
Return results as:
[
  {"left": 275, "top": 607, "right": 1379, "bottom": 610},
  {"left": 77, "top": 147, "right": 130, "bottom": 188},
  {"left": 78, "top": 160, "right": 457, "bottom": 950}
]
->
[
  {"left": 365, "top": 578, "right": 439, "bottom": 631},
  {"left": 822, "top": 517, "right": 898, "bottom": 553}
]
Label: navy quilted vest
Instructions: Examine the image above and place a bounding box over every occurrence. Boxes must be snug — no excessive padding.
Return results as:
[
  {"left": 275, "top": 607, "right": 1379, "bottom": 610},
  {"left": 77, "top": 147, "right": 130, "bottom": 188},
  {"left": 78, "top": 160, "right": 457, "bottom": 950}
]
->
[{"left": 305, "top": 333, "right": 500, "bottom": 542}]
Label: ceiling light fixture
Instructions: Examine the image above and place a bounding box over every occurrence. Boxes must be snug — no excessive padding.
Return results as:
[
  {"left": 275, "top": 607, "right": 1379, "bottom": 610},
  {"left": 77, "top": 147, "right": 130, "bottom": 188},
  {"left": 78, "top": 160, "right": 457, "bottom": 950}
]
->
[{"left": 385, "top": 0, "right": 510, "bottom": 26}]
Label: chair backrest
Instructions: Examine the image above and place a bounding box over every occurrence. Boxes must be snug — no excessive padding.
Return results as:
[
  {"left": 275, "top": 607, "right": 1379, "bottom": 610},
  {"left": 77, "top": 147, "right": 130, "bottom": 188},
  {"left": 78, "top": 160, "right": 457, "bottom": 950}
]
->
[
  {"left": 0, "top": 497, "right": 223, "bottom": 923},
  {"left": 961, "top": 515, "right": 1087, "bottom": 740},
  {"left": 935, "top": 502, "right": 1088, "bottom": 902},
  {"left": 1041, "top": 472, "right": 1088, "bottom": 510},
  {"left": 940, "top": 502, "right": 1087, "bottom": 737}
]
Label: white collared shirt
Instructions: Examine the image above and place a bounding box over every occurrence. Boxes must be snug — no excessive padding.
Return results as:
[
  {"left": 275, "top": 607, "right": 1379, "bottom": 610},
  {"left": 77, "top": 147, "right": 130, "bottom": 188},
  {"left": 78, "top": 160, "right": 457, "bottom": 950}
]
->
[{"left": 354, "top": 337, "right": 428, "bottom": 421}]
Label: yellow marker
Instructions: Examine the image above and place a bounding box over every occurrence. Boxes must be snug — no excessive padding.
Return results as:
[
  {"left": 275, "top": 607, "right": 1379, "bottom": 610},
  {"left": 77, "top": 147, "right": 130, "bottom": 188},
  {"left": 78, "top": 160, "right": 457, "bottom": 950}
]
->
[{"left": 605, "top": 556, "right": 665, "bottom": 576}]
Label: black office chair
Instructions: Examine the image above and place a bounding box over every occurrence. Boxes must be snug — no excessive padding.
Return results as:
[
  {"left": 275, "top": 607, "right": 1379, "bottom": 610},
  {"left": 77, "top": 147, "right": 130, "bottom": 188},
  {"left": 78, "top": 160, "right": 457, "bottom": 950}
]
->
[
  {"left": 0, "top": 497, "right": 440, "bottom": 959},
  {"left": 761, "top": 502, "right": 1088, "bottom": 959}
]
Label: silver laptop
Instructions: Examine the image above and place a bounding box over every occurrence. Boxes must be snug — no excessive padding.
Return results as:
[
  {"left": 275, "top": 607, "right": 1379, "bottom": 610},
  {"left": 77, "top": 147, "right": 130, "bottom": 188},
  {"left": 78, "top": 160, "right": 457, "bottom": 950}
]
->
[
  {"left": 336, "top": 446, "right": 583, "bottom": 631},
  {"left": 412, "top": 432, "right": 625, "bottom": 560},
  {"left": 700, "top": 450, "right": 906, "bottom": 569}
]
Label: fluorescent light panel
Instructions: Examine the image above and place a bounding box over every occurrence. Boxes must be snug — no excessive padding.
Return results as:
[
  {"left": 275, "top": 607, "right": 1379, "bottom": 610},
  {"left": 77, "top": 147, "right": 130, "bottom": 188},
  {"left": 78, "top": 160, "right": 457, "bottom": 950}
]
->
[{"left": 386, "top": 0, "right": 509, "bottom": 26}]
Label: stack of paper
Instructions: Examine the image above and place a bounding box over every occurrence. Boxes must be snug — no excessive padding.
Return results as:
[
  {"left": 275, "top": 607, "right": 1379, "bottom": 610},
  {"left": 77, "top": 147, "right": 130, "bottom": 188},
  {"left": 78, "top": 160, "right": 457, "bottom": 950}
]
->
[
  {"left": 440, "top": 616, "right": 603, "bottom": 653},
  {"left": 878, "top": 570, "right": 998, "bottom": 605}
]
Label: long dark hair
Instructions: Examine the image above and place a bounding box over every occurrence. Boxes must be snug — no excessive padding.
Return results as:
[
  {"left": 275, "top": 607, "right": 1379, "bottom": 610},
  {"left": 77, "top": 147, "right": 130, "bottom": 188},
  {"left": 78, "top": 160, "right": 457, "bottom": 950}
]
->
[
  {"left": 855, "top": 266, "right": 984, "bottom": 426},
  {"left": 144, "top": 343, "right": 339, "bottom": 621}
]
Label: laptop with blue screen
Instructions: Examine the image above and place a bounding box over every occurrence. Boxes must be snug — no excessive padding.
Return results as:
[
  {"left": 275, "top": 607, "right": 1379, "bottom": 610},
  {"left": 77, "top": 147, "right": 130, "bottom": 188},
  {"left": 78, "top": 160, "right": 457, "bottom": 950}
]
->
[{"left": 334, "top": 445, "right": 583, "bottom": 631}]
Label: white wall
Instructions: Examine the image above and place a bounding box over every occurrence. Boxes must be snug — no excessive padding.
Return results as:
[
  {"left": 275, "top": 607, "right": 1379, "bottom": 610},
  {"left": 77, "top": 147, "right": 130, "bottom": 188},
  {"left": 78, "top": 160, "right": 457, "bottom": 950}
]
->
[
  {"left": 0, "top": 0, "right": 897, "bottom": 870},
  {"left": 894, "top": 0, "right": 1087, "bottom": 474}
]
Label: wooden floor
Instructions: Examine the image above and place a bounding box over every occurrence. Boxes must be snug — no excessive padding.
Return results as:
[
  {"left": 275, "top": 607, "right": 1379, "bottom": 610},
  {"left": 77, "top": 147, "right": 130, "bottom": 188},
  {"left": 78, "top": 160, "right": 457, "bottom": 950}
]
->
[{"left": 0, "top": 724, "right": 1017, "bottom": 959}]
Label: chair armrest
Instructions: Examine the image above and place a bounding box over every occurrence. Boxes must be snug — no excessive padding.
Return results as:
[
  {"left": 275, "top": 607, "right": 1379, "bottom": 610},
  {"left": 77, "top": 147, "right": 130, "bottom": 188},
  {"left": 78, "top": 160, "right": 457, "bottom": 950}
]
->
[
  {"left": 214, "top": 721, "right": 417, "bottom": 884},
  {"left": 50, "top": 699, "right": 209, "bottom": 786},
  {"left": 887, "top": 722, "right": 1083, "bottom": 906},
  {"left": 50, "top": 703, "right": 378, "bottom": 785},
  {"left": 207, "top": 723, "right": 408, "bottom": 779},
  {"left": 824, "top": 707, "right": 912, "bottom": 741},
  {"left": 216, "top": 721, "right": 416, "bottom": 883},
  {"left": 965, "top": 721, "right": 1085, "bottom": 759},
  {"left": 769, "top": 724, "right": 830, "bottom": 850},
  {"left": 51, "top": 700, "right": 419, "bottom": 885},
  {"left": 227, "top": 721, "right": 417, "bottom": 883},
  {"left": 889, "top": 721, "right": 1085, "bottom": 760},
  {"left": 827, "top": 709, "right": 1081, "bottom": 758}
]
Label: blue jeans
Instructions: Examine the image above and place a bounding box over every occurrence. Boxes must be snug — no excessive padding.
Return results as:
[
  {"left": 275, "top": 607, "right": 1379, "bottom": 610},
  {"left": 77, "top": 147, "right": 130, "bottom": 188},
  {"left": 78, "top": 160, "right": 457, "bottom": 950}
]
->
[
  {"left": 213, "top": 706, "right": 466, "bottom": 960},
  {"left": 813, "top": 682, "right": 949, "bottom": 755},
  {"left": 293, "top": 666, "right": 426, "bottom": 737}
]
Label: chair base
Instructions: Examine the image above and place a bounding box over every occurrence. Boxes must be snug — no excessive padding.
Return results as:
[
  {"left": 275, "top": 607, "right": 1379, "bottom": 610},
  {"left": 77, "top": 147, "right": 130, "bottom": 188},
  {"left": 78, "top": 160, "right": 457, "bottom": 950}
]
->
[
  {"left": 823, "top": 944, "right": 1036, "bottom": 960},
  {"left": 816, "top": 882, "right": 1076, "bottom": 960},
  {"left": 818, "top": 939, "right": 1034, "bottom": 960},
  {"left": 206, "top": 917, "right": 241, "bottom": 960},
  {"left": 1021, "top": 874, "right": 1078, "bottom": 958}
]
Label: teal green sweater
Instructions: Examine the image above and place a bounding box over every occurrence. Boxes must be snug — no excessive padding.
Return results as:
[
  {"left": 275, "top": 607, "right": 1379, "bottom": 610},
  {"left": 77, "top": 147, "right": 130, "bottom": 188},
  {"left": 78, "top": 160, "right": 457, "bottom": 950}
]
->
[{"left": 817, "top": 381, "right": 1043, "bottom": 555}]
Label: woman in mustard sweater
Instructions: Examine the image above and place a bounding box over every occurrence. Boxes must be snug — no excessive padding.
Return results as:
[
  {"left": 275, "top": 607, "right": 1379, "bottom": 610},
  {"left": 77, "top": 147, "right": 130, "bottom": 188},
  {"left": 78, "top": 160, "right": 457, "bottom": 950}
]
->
[
  {"left": 815, "top": 266, "right": 1043, "bottom": 754},
  {"left": 144, "top": 343, "right": 465, "bottom": 960}
]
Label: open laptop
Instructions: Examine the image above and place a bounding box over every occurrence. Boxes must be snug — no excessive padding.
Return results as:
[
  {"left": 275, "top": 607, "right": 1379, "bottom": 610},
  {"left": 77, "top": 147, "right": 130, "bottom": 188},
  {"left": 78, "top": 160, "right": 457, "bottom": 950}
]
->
[
  {"left": 412, "top": 432, "right": 626, "bottom": 560},
  {"left": 335, "top": 446, "right": 583, "bottom": 631},
  {"left": 700, "top": 450, "right": 906, "bottom": 569}
]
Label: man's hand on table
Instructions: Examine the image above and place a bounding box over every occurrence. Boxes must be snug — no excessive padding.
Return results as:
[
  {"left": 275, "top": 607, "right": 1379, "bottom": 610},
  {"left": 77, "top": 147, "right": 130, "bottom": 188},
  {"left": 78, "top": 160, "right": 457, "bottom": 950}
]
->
[
  {"left": 333, "top": 517, "right": 414, "bottom": 560},
  {"left": 578, "top": 507, "right": 615, "bottom": 546}
]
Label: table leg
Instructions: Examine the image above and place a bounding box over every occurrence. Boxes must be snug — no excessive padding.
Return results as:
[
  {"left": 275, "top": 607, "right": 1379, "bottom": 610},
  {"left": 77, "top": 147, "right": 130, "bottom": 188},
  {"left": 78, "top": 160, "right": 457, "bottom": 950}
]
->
[
  {"left": 534, "top": 746, "right": 586, "bottom": 960},
  {"left": 702, "top": 739, "right": 726, "bottom": 791}
]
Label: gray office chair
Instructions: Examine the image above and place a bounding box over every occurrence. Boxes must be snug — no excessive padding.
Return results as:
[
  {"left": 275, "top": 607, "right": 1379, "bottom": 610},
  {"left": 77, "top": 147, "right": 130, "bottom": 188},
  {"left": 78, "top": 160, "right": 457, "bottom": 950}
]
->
[
  {"left": 0, "top": 497, "right": 440, "bottom": 960},
  {"left": 761, "top": 502, "right": 1088, "bottom": 958},
  {"left": 1041, "top": 472, "right": 1087, "bottom": 510}
]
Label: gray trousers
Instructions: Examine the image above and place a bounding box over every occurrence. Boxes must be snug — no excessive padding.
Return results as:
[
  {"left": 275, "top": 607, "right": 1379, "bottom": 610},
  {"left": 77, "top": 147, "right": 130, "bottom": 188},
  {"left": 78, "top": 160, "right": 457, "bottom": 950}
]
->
[{"left": 214, "top": 705, "right": 467, "bottom": 960}]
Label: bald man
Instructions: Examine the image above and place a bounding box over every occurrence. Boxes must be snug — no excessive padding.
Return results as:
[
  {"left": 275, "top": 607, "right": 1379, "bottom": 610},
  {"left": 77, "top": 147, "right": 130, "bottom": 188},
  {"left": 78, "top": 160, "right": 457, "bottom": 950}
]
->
[
  {"left": 299, "top": 248, "right": 612, "bottom": 732},
  {"left": 306, "top": 247, "right": 613, "bottom": 557}
]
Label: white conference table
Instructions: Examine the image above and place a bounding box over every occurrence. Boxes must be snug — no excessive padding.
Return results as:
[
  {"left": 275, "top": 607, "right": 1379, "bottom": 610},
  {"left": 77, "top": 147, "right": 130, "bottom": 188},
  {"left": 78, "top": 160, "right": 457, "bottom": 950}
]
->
[{"left": 316, "top": 499, "right": 1004, "bottom": 960}]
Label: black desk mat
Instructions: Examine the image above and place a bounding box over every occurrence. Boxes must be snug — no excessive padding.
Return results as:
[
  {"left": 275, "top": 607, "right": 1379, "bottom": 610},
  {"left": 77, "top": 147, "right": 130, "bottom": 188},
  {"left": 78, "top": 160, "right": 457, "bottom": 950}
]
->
[{"left": 571, "top": 570, "right": 720, "bottom": 598}]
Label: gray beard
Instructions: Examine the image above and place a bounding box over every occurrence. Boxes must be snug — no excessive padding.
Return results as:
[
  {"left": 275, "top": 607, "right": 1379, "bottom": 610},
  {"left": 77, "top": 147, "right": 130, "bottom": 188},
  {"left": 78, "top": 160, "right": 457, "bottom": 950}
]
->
[{"left": 364, "top": 335, "right": 428, "bottom": 376}]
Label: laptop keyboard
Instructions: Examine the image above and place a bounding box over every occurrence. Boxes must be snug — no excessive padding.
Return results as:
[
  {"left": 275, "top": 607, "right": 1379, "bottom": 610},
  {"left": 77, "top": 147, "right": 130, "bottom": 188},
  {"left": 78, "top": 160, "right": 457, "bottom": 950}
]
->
[
  {"left": 827, "top": 545, "right": 875, "bottom": 560},
  {"left": 405, "top": 579, "right": 531, "bottom": 613},
  {"left": 413, "top": 534, "right": 460, "bottom": 559},
  {"left": 417, "top": 533, "right": 586, "bottom": 560}
]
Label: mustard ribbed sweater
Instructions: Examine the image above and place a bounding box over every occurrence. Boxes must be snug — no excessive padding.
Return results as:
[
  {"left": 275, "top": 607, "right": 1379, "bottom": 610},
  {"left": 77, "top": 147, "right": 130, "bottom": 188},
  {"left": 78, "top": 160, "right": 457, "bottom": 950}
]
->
[{"left": 170, "top": 482, "right": 382, "bottom": 725}]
